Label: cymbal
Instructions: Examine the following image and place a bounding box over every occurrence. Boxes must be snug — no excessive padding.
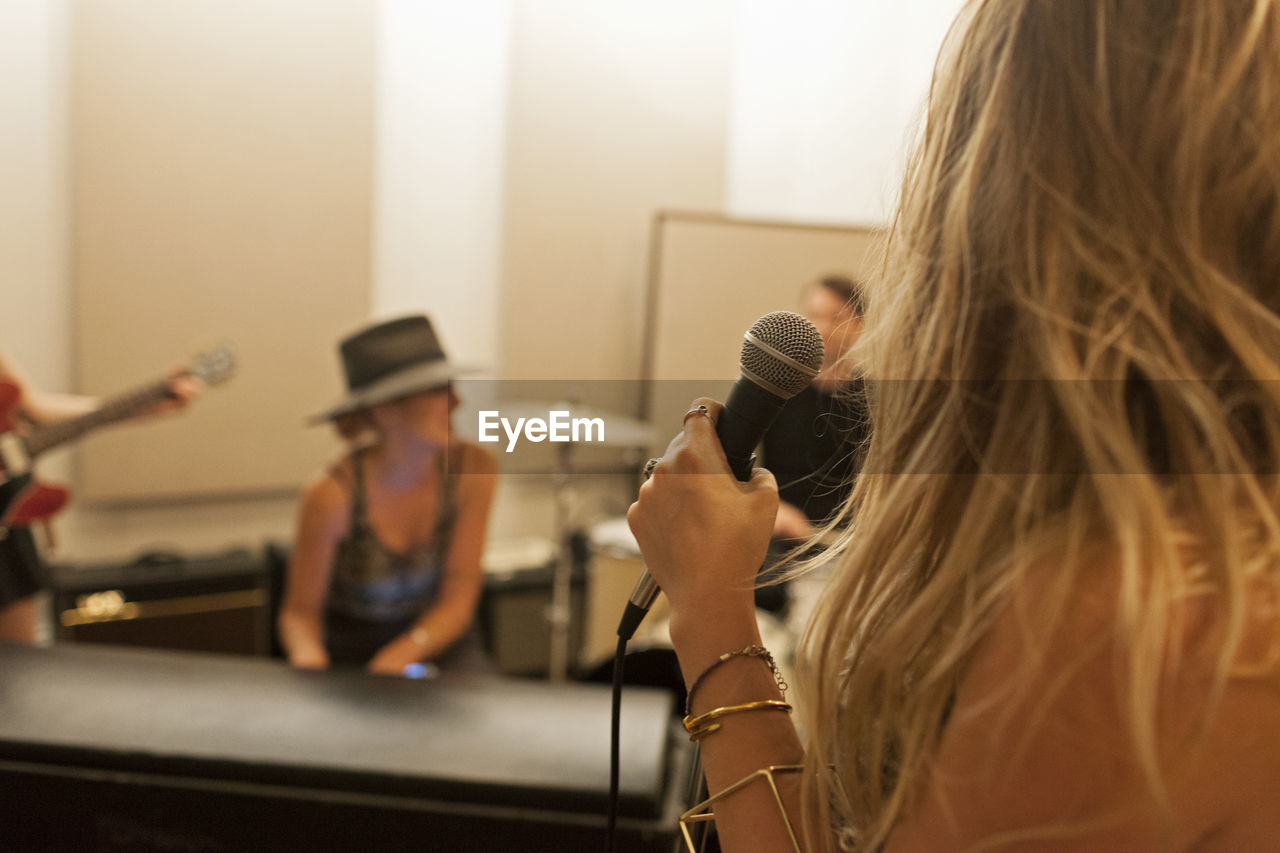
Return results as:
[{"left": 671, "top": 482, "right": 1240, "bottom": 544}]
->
[{"left": 589, "top": 515, "right": 640, "bottom": 556}]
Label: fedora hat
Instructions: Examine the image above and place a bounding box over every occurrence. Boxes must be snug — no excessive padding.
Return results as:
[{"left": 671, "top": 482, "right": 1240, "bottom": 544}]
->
[{"left": 309, "top": 314, "right": 475, "bottom": 424}]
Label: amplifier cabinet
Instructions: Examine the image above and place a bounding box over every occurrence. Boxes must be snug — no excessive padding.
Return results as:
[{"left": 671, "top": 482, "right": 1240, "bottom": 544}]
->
[
  {"left": 0, "top": 643, "right": 690, "bottom": 853},
  {"left": 481, "top": 560, "right": 587, "bottom": 677},
  {"left": 45, "top": 548, "right": 271, "bottom": 656}
]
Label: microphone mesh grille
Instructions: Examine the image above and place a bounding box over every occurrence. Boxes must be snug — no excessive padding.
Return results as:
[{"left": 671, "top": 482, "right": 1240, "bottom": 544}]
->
[{"left": 741, "top": 311, "right": 825, "bottom": 397}]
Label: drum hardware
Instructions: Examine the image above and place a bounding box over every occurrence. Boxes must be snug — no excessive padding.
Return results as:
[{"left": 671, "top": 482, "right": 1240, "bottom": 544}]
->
[{"left": 476, "top": 401, "right": 655, "bottom": 683}]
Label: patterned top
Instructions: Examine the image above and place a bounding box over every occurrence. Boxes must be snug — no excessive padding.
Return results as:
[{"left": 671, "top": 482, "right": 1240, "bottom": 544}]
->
[{"left": 325, "top": 447, "right": 458, "bottom": 624}]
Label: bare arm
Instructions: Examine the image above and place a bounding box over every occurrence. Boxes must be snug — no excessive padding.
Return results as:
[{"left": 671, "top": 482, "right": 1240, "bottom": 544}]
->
[
  {"left": 0, "top": 348, "right": 99, "bottom": 423},
  {"left": 773, "top": 500, "right": 815, "bottom": 541},
  {"left": 0, "top": 348, "right": 202, "bottom": 424},
  {"left": 366, "top": 445, "right": 497, "bottom": 674},
  {"left": 278, "top": 471, "right": 348, "bottom": 670},
  {"left": 628, "top": 399, "right": 814, "bottom": 851},
  {"left": 410, "top": 444, "right": 498, "bottom": 657}
]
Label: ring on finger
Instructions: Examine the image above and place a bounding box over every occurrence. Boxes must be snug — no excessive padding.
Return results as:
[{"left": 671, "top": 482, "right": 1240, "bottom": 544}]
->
[
  {"left": 642, "top": 457, "right": 661, "bottom": 480},
  {"left": 682, "top": 404, "right": 710, "bottom": 425}
]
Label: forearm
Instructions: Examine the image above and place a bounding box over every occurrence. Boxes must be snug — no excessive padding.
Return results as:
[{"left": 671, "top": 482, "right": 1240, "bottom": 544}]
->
[
  {"left": 626, "top": 397, "right": 813, "bottom": 848},
  {"left": 18, "top": 388, "right": 100, "bottom": 424},
  {"left": 278, "top": 608, "right": 329, "bottom": 668},
  {"left": 406, "top": 590, "right": 479, "bottom": 660},
  {"left": 670, "top": 604, "right": 813, "bottom": 852},
  {"left": 0, "top": 351, "right": 98, "bottom": 423}
]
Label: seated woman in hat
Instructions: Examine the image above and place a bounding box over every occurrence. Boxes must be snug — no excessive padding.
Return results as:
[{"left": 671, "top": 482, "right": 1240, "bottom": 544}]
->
[{"left": 278, "top": 315, "right": 497, "bottom": 675}]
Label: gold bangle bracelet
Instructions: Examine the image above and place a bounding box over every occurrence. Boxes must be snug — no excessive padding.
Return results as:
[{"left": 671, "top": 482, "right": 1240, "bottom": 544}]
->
[
  {"left": 680, "top": 764, "right": 805, "bottom": 852},
  {"left": 682, "top": 699, "right": 792, "bottom": 742}
]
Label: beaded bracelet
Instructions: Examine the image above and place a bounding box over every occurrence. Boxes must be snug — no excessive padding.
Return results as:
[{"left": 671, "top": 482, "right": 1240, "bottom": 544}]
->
[{"left": 685, "top": 644, "right": 789, "bottom": 717}]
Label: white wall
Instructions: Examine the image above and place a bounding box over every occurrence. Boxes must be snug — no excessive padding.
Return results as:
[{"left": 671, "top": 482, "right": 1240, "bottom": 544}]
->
[
  {"left": 727, "top": 0, "right": 965, "bottom": 225},
  {"left": 52, "top": 0, "right": 375, "bottom": 565},
  {"left": 373, "top": 0, "right": 510, "bottom": 372},
  {"left": 0, "top": 0, "right": 72, "bottom": 396},
  {"left": 71, "top": 0, "right": 376, "bottom": 504},
  {"left": 500, "top": 0, "right": 736, "bottom": 383}
]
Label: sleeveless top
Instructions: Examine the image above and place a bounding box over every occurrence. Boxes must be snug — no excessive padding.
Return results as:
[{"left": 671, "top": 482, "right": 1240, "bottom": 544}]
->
[{"left": 323, "top": 447, "right": 459, "bottom": 665}]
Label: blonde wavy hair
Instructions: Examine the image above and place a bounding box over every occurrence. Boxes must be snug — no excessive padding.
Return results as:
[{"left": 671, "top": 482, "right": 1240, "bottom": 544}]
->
[{"left": 797, "top": 0, "right": 1280, "bottom": 848}]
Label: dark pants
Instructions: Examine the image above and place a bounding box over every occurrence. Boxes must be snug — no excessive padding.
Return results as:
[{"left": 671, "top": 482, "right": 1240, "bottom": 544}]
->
[{"left": 0, "top": 528, "right": 43, "bottom": 609}]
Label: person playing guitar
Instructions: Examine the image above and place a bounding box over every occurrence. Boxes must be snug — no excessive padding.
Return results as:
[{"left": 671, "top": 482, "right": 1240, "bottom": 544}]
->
[{"left": 0, "top": 347, "right": 205, "bottom": 644}]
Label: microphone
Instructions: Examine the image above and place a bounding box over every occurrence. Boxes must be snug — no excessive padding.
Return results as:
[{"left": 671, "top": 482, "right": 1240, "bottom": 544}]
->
[{"left": 618, "top": 311, "right": 824, "bottom": 640}]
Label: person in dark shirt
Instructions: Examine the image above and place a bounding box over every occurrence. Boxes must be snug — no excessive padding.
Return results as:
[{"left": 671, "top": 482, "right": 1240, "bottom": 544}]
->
[{"left": 756, "top": 275, "right": 868, "bottom": 613}]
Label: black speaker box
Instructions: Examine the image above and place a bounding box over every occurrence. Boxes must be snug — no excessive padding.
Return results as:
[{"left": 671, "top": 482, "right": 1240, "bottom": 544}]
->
[
  {"left": 0, "top": 643, "right": 690, "bottom": 852},
  {"left": 45, "top": 548, "right": 271, "bottom": 656}
]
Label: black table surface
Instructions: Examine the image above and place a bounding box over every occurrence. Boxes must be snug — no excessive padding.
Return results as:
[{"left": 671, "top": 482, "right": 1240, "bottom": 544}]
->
[{"left": 0, "top": 641, "right": 678, "bottom": 817}]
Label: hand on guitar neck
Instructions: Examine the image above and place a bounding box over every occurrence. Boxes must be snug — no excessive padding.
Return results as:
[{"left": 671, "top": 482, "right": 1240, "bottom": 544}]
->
[
  {"left": 0, "top": 345, "right": 236, "bottom": 533},
  {"left": 136, "top": 369, "right": 205, "bottom": 418}
]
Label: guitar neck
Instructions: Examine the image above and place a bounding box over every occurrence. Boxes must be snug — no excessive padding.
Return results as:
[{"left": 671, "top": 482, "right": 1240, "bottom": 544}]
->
[{"left": 23, "top": 379, "right": 176, "bottom": 458}]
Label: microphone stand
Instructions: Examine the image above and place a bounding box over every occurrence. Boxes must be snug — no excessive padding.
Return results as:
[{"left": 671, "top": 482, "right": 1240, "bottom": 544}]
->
[{"left": 546, "top": 441, "right": 575, "bottom": 683}]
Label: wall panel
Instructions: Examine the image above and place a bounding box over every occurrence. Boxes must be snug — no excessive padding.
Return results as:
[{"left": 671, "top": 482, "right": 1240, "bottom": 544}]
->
[{"left": 72, "top": 0, "right": 375, "bottom": 502}]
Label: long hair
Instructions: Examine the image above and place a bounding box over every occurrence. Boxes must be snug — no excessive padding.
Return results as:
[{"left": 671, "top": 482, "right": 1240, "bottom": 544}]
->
[{"left": 799, "top": 1, "right": 1280, "bottom": 847}]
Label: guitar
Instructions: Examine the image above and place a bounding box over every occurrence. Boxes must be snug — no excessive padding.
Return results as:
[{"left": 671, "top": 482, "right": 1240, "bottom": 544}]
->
[{"left": 0, "top": 346, "right": 236, "bottom": 534}]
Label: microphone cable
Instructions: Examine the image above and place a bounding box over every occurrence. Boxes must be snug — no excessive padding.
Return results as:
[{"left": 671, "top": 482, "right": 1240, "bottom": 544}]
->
[
  {"left": 606, "top": 633, "right": 627, "bottom": 853},
  {"left": 608, "top": 631, "right": 713, "bottom": 853}
]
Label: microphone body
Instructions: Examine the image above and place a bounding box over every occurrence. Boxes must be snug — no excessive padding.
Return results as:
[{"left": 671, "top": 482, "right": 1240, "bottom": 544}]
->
[
  {"left": 716, "top": 375, "right": 789, "bottom": 481},
  {"left": 618, "top": 312, "right": 823, "bottom": 640}
]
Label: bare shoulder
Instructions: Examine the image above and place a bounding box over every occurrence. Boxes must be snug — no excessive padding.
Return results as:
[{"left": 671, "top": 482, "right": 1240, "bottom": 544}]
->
[
  {"left": 453, "top": 440, "right": 496, "bottom": 507},
  {"left": 889, "top": 561, "right": 1280, "bottom": 851},
  {"left": 298, "top": 463, "right": 353, "bottom": 532},
  {"left": 455, "top": 441, "right": 498, "bottom": 476},
  {"left": 1186, "top": 674, "right": 1280, "bottom": 849},
  {"left": 888, "top": 570, "right": 1141, "bottom": 849},
  {"left": 453, "top": 442, "right": 498, "bottom": 500},
  {"left": 1171, "top": 577, "right": 1280, "bottom": 848}
]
